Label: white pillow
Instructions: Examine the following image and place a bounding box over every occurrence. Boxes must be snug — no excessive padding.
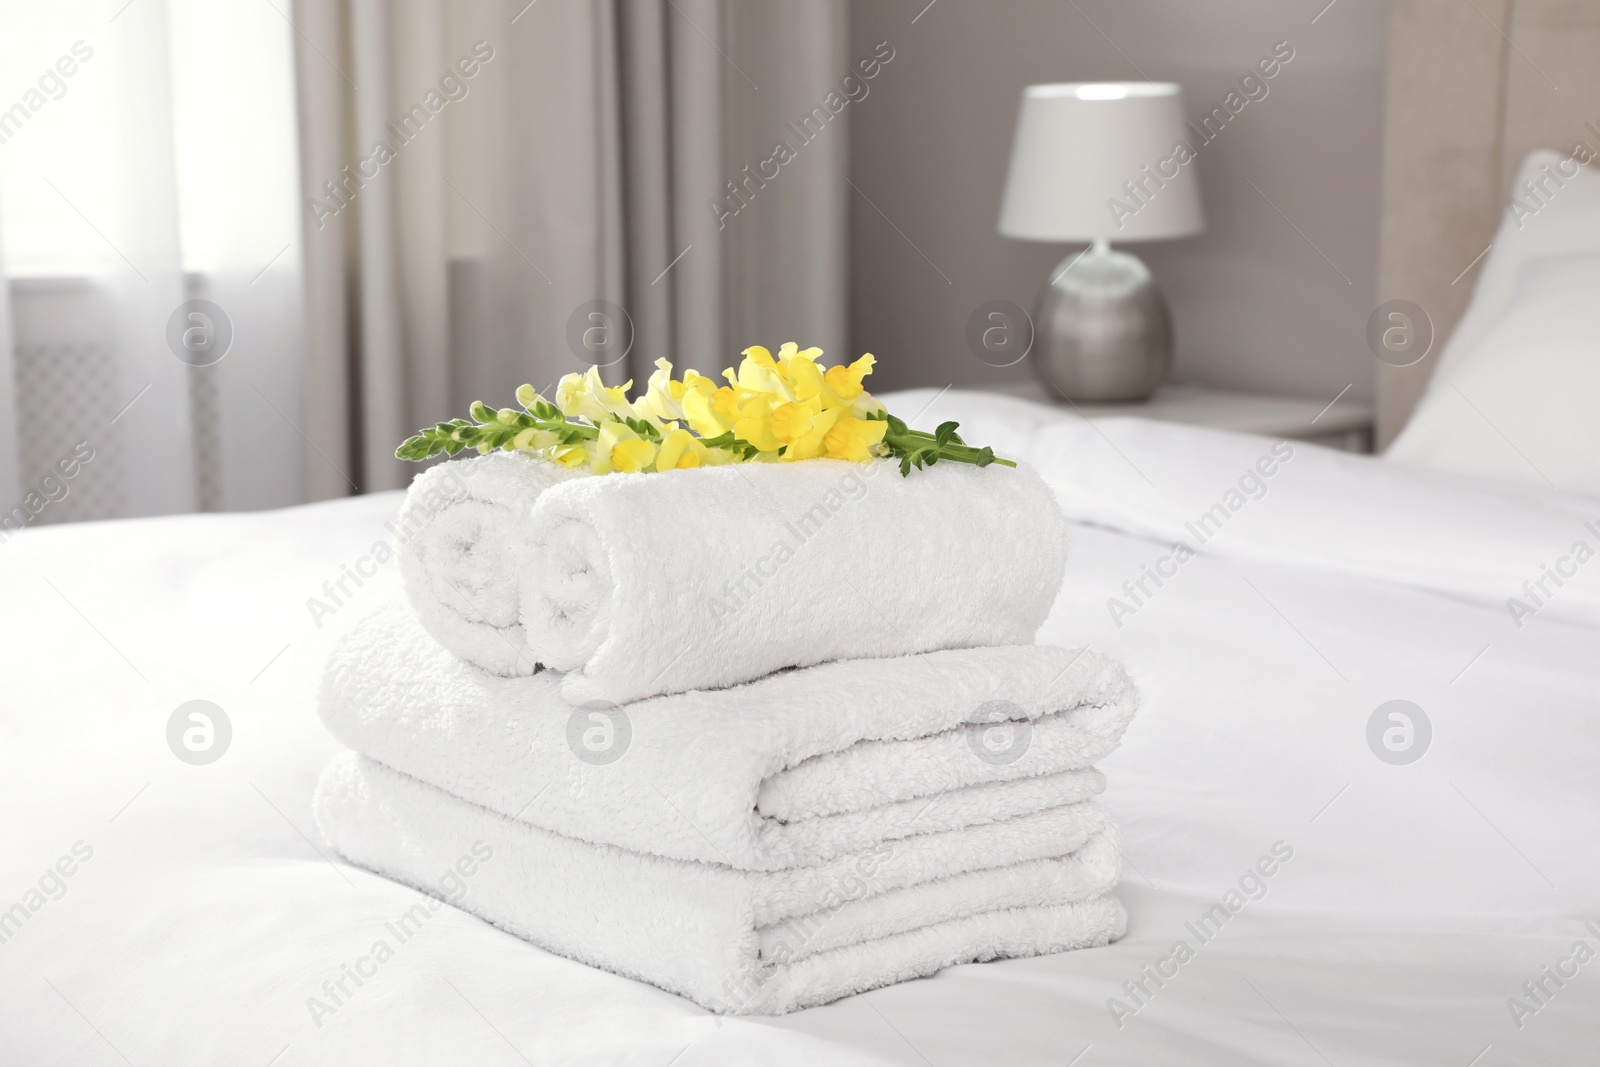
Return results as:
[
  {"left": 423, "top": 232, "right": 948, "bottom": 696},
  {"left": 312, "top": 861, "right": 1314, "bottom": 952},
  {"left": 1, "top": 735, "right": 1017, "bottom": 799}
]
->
[{"left": 1386, "top": 150, "right": 1600, "bottom": 496}]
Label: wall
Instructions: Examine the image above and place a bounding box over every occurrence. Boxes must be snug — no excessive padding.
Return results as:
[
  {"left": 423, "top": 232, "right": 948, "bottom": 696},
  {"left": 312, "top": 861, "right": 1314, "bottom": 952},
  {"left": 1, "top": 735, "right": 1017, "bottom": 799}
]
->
[{"left": 849, "top": 0, "right": 1389, "bottom": 402}]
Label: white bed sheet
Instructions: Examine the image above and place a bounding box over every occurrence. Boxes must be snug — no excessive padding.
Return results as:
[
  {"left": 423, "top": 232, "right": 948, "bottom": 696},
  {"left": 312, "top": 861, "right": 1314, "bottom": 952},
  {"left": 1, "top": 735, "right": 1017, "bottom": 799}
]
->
[{"left": 0, "top": 389, "right": 1595, "bottom": 1066}]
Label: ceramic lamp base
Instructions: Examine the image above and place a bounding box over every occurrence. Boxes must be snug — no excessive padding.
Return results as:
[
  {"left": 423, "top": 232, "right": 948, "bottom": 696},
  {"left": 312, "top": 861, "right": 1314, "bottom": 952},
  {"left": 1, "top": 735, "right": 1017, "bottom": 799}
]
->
[{"left": 1032, "top": 242, "right": 1172, "bottom": 402}]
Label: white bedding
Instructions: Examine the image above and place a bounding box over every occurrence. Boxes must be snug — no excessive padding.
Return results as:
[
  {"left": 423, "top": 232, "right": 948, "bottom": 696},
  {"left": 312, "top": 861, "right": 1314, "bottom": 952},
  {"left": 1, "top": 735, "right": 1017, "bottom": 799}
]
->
[{"left": 1, "top": 387, "right": 1596, "bottom": 1065}]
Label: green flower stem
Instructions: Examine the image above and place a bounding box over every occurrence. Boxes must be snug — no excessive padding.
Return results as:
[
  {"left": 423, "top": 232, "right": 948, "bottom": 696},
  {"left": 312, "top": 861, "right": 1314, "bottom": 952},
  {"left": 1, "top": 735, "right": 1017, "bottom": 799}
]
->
[
  {"left": 875, "top": 413, "right": 1015, "bottom": 475},
  {"left": 884, "top": 427, "right": 1016, "bottom": 466},
  {"left": 395, "top": 401, "right": 600, "bottom": 461}
]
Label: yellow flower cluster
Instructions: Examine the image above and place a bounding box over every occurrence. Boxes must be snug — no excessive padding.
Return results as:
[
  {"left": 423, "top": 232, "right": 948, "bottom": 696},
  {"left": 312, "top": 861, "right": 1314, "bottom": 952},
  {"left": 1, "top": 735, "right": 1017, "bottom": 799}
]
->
[
  {"left": 399, "top": 342, "right": 1012, "bottom": 474},
  {"left": 537, "top": 343, "right": 890, "bottom": 474}
]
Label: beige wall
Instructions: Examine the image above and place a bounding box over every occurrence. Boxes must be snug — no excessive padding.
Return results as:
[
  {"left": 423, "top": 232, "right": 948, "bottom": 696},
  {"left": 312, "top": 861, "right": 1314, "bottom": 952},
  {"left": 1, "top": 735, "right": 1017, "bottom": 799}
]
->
[{"left": 849, "top": 0, "right": 1389, "bottom": 400}]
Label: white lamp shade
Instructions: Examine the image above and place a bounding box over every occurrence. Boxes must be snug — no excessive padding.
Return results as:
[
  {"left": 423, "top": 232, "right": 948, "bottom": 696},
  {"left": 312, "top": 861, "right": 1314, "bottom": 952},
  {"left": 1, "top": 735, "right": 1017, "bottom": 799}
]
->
[{"left": 998, "top": 82, "right": 1204, "bottom": 243}]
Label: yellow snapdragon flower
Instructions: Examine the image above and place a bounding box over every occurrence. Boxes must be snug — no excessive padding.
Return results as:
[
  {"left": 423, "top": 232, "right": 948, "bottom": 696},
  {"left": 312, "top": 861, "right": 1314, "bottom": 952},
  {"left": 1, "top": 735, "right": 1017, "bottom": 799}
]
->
[
  {"left": 632, "top": 359, "right": 685, "bottom": 423},
  {"left": 511, "top": 426, "right": 560, "bottom": 451},
  {"left": 732, "top": 392, "right": 785, "bottom": 453},
  {"left": 766, "top": 399, "right": 836, "bottom": 460},
  {"left": 735, "top": 342, "right": 824, "bottom": 399},
  {"left": 657, "top": 426, "right": 726, "bottom": 470},
  {"left": 633, "top": 358, "right": 722, "bottom": 426},
  {"left": 681, "top": 392, "right": 725, "bottom": 438},
  {"left": 592, "top": 420, "right": 656, "bottom": 474},
  {"left": 557, "top": 366, "right": 633, "bottom": 422},
  {"left": 551, "top": 443, "right": 589, "bottom": 468},
  {"left": 612, "top": 438, "right": 657, "bottom": 472},
  {"left": 823, "top": 415, "right": 888, "bottom": 462}
]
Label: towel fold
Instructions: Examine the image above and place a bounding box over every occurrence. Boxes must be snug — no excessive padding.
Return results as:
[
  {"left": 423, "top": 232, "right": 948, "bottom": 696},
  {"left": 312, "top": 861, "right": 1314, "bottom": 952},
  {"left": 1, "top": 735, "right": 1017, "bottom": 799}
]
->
[
  {"left": 396, "top": 452, "right": 1069, "bottom": 702},
  {"left": 396, "top": 453, "right": 584, "bottom": 676},
  {"left": 320, "top": 601, "right": 1138, "bottom": 870},
  {"left": 315, "top": 752, "right": 1127, "bottom": 1014}
]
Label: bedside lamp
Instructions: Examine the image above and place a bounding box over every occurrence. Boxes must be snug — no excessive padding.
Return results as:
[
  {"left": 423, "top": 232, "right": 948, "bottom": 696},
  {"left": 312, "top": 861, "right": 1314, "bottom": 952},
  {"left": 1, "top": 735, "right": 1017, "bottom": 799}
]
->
[{"left": 999, "top": 82, "right": 1203, "bottom": 401}]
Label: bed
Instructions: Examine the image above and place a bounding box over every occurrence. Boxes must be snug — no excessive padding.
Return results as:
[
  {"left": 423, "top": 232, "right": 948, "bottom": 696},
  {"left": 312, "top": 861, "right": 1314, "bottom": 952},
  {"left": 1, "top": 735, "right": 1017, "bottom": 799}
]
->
[
  {"left": 4, "top": 381, "right": 1597, "bottom": 1065},
  {"left": 6, "top": 1, "right": 1600, "bottom": 1062}
]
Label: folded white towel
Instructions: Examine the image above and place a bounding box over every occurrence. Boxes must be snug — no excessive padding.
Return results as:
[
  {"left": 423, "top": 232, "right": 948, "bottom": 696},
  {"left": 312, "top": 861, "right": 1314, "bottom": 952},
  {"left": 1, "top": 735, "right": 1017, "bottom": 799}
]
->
[
  {"left": 321, "top": 601, "right": 1138, "bottom": 869},
  {"left": 315, "top": 752, "right": 1127, "bottom": 1014},
  {"left": 397, "top": 451, "right": 1069, "bottom": 702},
  {"left": 396, "top": 453, "right": 584, "bottom": 676}
]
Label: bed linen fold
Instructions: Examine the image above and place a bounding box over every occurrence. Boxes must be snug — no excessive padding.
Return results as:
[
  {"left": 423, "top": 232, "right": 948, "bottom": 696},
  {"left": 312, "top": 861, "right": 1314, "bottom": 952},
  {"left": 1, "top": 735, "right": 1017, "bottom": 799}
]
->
[
  {"left": 319, "top": 600, "right": 1137, "bottom": 870},
  {"left": 315, "top": 753, "right": 1126, "bottom": 1015},
  {"left": 884, "top": 387, "right": 1600, "bottom": 627}
]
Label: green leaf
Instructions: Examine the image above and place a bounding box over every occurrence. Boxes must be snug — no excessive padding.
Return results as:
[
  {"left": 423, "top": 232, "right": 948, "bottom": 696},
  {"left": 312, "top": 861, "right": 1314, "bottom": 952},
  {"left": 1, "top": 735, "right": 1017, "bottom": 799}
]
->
[{"left": 621, "top": 416, "right": 662, "bottom": 441}]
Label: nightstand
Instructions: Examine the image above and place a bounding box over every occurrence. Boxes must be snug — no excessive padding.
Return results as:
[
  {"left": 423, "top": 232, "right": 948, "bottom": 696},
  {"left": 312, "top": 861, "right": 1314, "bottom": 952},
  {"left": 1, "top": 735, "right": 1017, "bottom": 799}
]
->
[{"left": 982, "top": 381, "right": 1375, "bottom": 453}]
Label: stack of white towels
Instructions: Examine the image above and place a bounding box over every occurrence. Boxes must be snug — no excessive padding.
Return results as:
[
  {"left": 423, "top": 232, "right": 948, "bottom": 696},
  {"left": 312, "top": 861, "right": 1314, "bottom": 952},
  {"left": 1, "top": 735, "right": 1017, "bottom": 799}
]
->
[{"left": 314, "top": 452, "right": 1138, "bottom": 1014}]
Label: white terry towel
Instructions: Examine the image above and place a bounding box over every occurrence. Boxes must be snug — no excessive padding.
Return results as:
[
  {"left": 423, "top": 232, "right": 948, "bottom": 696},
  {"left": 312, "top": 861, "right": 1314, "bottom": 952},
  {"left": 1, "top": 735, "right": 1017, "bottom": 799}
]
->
[
  {"left": 315, "top": 752, "right": 1127, "bottom": 1015},
  {"left": 397, "top": 452, "right": 1069, "bottom": 702},
  {"left": 320, "top": 601, "right": 1137, "bottom": 870},
  {"left": 395, "top": 453, "right": 585, "bottom": 676}
]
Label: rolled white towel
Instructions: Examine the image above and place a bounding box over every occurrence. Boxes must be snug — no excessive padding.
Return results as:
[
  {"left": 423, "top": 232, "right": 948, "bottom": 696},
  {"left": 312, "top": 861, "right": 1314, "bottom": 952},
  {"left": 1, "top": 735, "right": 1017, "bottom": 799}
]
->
[
  {"left": 395, "top": 452, "right": 584, "bottom": 676},
  {"left": 398, "top": 452, "right": 1069, "bottom": 702}
]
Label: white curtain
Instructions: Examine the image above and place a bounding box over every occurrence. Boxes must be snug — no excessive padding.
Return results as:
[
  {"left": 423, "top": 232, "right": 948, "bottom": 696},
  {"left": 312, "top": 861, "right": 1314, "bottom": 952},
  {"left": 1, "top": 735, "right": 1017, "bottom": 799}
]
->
[
  {"left": 0, "top": 0, "right": 849, "bottom": 520},
  {"left": 0, "top": 0, "right": 306, "bottom": 523},
  {"left": 291, "top": 0, "right": 851, "bottom": 495}
]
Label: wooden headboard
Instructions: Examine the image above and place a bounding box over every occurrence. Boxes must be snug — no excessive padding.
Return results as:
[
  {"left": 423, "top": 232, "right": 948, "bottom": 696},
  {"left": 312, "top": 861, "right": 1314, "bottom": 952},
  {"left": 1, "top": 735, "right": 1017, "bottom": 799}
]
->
[{"left": 1376, "top": 0, "right": 1600, "bottom": 447}]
